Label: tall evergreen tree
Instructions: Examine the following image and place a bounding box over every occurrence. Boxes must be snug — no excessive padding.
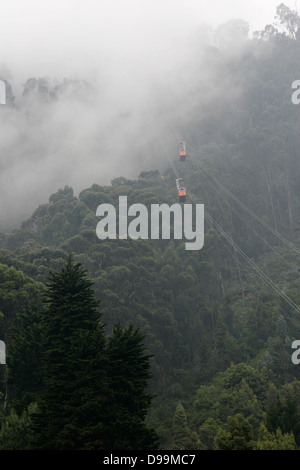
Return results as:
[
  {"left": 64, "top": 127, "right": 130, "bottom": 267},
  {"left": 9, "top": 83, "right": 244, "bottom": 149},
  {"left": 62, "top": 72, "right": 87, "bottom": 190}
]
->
[
  {"left": 30, "top": 256, "right": 159, "bottom": 450},
  {"left": 104, "top": 321, "right": 159, "bottom": 450},
  {"left": 31, "top": 255, "right": 108, "bottom": 449},
  {"left": 172, "top": 402, "right": 204, "bottom": 450}
]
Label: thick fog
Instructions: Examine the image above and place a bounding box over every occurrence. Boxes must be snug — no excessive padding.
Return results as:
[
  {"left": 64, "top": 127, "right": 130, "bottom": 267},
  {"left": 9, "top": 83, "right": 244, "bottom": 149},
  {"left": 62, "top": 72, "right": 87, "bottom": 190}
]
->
[{"left": 0, "top": 0, "right": 296, "bottom": 230}]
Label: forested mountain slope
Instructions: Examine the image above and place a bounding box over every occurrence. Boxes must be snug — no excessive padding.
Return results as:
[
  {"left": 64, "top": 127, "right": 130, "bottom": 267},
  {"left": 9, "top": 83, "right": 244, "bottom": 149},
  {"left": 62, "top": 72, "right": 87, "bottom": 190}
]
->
[{"left": 0, "top": 3, "right": 300, "bottom": 449}]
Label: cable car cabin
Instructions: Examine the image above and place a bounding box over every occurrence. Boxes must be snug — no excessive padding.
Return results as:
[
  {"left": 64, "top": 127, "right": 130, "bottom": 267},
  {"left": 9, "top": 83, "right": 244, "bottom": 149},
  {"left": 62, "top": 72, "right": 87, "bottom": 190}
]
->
[
  {"left": 179, "top": 141, "right": 186, "bottom": 161},
  {"left": 178, "top": 187, "right": 186, "bottom": 203},
  {"left": 176, "top": 178, "right": 186, "bottom": 202},
  {"left": 179, "top": 147, "right": 186, "bottom": 161}
]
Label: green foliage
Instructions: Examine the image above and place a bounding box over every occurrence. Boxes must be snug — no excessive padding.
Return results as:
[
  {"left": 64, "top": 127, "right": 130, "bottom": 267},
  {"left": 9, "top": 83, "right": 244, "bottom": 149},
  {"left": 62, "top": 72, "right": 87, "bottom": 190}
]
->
[
  {"left": 7, "top": 307, "right": 44, "bottom": 414},
  {"left": 0, "top": 403, "right": 37, "bottom": 450},
  {"left": 198, "top": 418, "right": 223, "bottom": 450},
  {"left": 193, "top": 362, "right": 268, "bottom": 435},
  {"left": 255, "top": 424, "right": 297, "bottom": 450},
  {"left": 215, "top": 414, "right": 255, "bottom": 450},
  {"left": 265, "top": 385, "right": 300, "bottom": 445},
  {"left": 171, "top": 403, "right": 204, "bottom": 450}
]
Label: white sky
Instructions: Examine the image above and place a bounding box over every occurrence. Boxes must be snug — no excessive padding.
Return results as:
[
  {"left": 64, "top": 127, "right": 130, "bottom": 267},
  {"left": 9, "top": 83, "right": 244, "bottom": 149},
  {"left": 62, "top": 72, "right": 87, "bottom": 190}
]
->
[{"left": 0, "top": 0, "right": 297, "bottom": 80}]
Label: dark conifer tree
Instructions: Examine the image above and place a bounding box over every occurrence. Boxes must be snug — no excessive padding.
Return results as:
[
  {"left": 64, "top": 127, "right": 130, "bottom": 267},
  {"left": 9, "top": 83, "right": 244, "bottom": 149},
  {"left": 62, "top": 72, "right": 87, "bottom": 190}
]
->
[
  {"left": 104, "top": 322, "right": 159, "bottom": 450},
  {"left": 30, "top": 256, "right": 159, "bottom": 450},
  {"left": 31, "top": 255, "right": 108, "bottom": 449}
]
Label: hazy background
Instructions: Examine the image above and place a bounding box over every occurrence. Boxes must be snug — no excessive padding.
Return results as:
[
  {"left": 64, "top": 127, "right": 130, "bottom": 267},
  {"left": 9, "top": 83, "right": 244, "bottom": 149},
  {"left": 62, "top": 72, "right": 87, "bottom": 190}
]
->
[{"left": 0, "top": 0, "right": 297, "bottom": 229}]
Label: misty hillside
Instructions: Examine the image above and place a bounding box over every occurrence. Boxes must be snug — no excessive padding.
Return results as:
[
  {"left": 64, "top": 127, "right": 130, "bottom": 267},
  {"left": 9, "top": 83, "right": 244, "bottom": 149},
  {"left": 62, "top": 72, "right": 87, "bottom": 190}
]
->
[{"left": 1, "top": 3, "right": 300, "bottom": 451}]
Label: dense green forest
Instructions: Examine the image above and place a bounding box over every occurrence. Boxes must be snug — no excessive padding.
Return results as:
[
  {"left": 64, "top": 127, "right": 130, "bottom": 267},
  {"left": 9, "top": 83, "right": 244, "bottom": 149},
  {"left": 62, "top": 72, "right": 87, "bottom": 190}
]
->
[{"left": 1, "top": 3, "right": 300, "bottom": 450}]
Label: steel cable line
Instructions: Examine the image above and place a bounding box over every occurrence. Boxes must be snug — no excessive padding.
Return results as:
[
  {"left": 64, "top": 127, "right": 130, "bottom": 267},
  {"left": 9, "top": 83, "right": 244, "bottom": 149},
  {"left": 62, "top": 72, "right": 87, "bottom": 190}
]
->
[
  {"left": 186, "top": 187, "right": 300, "bottom": 328},
  {"left": 201, "top": 163, "right": 300, "bottom": 272},
  {"left": 188, "top": 148, "right": 300, "bottom": 257},
  {"left": 157, "top": 94, "right": 300, "bottom": 326},
  {"left": 159, "top": 131, "right": 300, "bottom": 327},
  {"left": 164, "top": 118, "right": 300, "bottom": 257}
]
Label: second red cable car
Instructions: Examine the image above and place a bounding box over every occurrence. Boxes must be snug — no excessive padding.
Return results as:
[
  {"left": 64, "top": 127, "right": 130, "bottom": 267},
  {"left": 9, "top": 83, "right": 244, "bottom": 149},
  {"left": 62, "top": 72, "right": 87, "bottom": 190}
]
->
[{"left": 176, "top": 178, "right": 187, "bottom": 203}]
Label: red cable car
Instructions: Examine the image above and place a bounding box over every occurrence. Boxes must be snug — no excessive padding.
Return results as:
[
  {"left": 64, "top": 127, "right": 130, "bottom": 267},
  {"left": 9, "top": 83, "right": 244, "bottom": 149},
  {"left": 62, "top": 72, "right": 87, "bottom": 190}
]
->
[
  {"left": 179, "top": 141, "right": 186, "bottom": 161},
  {"left": 176, "top": 178, "right": 187, "bottom": 203},
  {"left": 178, "top": 187, "right": 187, "bottom": 203}
]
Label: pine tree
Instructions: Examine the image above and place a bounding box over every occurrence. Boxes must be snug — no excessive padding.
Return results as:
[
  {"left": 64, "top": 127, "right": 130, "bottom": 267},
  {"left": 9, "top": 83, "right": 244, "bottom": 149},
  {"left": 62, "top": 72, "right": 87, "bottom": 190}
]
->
[
  {"left": 31, "top": 255, "right": 108, "bottom": 449},
  {"left": 172, "top": 402, "right": 204, "bottom": 450},
  {"left": 104, "top": 321, "right": 159, "bottom": 450},
  {"left": 172, "top": 402, "right": 190, "bottom": 449}
]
